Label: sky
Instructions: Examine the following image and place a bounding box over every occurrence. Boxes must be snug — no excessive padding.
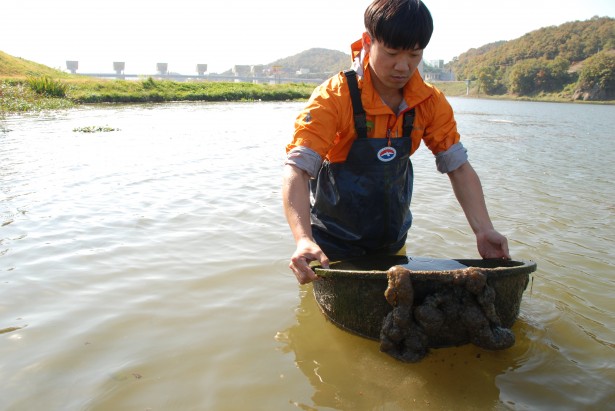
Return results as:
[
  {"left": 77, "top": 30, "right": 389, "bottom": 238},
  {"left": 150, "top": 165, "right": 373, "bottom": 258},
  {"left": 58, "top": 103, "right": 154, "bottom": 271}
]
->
[{"left": 2, "top": 0, "right": 614, "bottom": 75}]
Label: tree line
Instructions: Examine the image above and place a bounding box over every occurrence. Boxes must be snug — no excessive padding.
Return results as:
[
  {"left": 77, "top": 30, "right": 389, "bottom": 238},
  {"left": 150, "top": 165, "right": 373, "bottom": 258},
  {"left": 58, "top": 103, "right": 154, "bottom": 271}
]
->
[{"left": 448, "top": 17, "right": 615, "bottom": 100}]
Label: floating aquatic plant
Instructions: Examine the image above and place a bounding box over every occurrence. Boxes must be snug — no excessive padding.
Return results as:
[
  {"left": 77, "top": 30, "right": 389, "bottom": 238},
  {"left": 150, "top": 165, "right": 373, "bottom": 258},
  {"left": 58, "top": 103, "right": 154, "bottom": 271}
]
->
[{"left": 72, "top": 125, "right": 120, "bottom": 133}]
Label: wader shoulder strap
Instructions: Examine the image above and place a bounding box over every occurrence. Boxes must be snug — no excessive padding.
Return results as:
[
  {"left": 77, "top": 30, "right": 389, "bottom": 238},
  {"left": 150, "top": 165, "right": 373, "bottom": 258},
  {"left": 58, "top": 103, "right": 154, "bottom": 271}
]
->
[
  {"left": 344, "top": 69, "right": 415, "bottom": 139},
  {"left": 343, "top": 70, "right": 368, "bottom": 139},
  {"left": 402, "top": 108, "right": 415, "bottom": 138}
]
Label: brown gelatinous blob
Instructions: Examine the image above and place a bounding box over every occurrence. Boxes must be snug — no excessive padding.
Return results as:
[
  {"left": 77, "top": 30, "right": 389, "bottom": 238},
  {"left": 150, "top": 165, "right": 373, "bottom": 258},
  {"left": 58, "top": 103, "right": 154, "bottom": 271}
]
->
[
  {"left": 380, "top": 266, "right": 515, "bottom": 362},
  {"left": 380, "top": 267, "right": 428, "bottom": 362}
]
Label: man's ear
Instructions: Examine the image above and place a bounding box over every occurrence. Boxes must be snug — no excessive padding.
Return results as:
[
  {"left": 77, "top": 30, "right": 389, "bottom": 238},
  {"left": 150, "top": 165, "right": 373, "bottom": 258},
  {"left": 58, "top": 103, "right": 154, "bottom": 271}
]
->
[{"left": 362, "top": 32, "right": 371, "bottom": 52}]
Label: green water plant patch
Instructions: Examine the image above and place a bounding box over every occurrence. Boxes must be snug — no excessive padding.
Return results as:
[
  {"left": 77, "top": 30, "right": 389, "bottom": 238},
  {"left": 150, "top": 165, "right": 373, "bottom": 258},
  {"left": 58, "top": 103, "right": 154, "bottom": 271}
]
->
[{"left": 72, "top": 125, "right": 120, "bottom": 133}]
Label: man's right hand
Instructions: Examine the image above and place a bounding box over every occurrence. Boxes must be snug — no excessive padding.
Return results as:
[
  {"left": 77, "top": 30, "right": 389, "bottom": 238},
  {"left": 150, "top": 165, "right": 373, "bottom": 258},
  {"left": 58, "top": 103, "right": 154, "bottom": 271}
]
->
[{"left": 289, "top": 238, "right": 330, "bottom": 284}]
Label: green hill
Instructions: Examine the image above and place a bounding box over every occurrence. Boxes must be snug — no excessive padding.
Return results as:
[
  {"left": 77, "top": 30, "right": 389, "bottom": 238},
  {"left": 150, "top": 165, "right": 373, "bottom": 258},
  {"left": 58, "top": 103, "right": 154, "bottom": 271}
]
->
[
  {"left": 448, "top": 16, "right": 615, "bottom": 100},
  {"left": 267, "top": 48, "right": 351, "bottom": 78},
  {"left": 0, "top": 50, "right": 73, "bottom": 78},
  {"left": 218, "top": 48, "right": 352, "bottom": 78}
]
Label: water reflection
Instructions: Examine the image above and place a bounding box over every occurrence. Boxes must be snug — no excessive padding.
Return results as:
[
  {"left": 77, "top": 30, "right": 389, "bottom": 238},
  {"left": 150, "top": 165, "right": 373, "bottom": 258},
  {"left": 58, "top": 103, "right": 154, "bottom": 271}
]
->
[{"left": 280, "top": 286, "right": 517, "bottom": 410}]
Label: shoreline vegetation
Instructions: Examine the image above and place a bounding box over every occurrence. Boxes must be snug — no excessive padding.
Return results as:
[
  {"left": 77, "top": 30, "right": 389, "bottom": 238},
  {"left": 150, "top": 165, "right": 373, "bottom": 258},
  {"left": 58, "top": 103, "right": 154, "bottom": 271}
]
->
[
  {"left": 0, "top": 76, "right": 317, "bottom": 115},
  {"left": 1, "top": 75, "right": 612, "bottom": 116}
]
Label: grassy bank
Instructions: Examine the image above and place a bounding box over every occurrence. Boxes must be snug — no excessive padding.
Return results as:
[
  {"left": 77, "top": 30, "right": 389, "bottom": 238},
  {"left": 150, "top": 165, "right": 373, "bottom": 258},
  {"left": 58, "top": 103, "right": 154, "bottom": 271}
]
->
[
  {"left": 2, "top": 75, "right": 610, "bottom": 116},
  {"left": 67, "top": 77, "right": 316, "bottom": 103},
  {"left": 0, "top": 79, "right": 75, "bottom": 112},
  {"left": 0, "top": 76, "right": 317, "bottom": 115},
  {"left": 430, "top": 81, "right": 469, "bottom": 97}
]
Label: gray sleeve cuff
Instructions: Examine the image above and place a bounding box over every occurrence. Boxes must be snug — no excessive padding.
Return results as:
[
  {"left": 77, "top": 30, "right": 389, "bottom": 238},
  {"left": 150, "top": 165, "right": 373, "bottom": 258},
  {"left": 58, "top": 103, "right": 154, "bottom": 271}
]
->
[
  {"left": 435, "top": 142, "right": 468, "bottom": 174},
  {"left": 285, "top": 146, "right": 323, "bottom": 178}
]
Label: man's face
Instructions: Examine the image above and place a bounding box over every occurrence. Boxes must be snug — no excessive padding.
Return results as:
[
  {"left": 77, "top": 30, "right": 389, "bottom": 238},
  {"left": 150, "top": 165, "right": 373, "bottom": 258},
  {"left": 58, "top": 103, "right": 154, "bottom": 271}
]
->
[{"left": 365, "top": 38, "right": 423, "bottom": 92}]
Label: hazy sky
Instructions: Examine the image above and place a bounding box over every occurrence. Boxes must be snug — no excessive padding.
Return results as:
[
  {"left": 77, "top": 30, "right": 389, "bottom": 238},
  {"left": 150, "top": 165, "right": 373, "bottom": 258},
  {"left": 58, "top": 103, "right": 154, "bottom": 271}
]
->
[{"left": 2, "top": 0, "right": 614, "bottom": 74}]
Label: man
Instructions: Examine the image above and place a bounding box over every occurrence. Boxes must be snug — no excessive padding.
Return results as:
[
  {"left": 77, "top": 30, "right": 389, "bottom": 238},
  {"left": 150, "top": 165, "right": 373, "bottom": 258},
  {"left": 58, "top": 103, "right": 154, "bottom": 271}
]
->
[{"left": 283, "top": 0, "right": 510, "bottom": 285}]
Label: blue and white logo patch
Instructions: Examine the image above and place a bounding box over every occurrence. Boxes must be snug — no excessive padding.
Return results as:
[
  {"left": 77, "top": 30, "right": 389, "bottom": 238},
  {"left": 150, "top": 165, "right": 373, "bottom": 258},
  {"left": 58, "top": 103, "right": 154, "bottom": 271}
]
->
[{"left": 377, "top": 146, "right": 397, "bottom": 162}]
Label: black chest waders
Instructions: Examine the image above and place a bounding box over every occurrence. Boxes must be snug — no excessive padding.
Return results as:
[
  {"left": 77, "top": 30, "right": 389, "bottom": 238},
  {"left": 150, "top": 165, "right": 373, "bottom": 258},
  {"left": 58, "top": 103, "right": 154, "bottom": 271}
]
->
[{"left": 309, "top": 70, "right": 415, "bottom": 260}]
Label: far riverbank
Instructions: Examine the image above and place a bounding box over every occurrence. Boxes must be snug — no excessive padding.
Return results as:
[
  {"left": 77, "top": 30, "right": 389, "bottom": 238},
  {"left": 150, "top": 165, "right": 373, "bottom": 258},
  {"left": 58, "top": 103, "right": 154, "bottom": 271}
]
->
[{"left": 1, "top": 77, "right": 612, "bottom": 116}]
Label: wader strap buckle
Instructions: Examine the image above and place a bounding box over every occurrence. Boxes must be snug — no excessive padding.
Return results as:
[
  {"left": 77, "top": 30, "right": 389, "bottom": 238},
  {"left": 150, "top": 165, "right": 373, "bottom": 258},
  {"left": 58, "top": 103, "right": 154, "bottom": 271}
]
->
[
  {"left": 402, "top": 108, "right": 415, "bottom": 138},
  {"left": 343, "top": 70, "right": 368, "bottom": 139}
]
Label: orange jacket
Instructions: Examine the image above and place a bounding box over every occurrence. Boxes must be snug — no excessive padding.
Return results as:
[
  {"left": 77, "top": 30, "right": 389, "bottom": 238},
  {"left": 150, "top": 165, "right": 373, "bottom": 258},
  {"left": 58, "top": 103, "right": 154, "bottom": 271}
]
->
[{"left": 287, "top": 40, "right": 460, "bottom": 163}]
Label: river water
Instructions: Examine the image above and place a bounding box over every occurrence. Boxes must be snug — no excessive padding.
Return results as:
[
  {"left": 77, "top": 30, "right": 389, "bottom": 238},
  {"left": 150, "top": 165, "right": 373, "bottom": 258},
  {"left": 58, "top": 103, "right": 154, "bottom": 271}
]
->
[{"left": 1, "top": 98, "right": 614, "bottom": 411}]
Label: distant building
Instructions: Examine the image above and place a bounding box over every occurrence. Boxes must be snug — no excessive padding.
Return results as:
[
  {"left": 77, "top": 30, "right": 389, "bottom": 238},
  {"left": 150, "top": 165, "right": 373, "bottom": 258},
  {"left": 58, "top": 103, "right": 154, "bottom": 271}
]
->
[
  {"left": 156, "top": 63, "right": 168, "bottom": 75},
  {"left": 66, "top": 60, "right": 78, "bottom": 74},
  {"left": 251, "top": 65, "right": 265, "bottom": 76},
  {"left": 422, "top": 58, "right": 455, "bottom": 81},
  {"left": 424, "top": 70, "right": 455, "bottom": 82},
  {"left": 232, "top": 65, "right": 251, "bottom": 77},
  {"left": 113, "top": 62, "right": 125, "bottom": 75},
  {"left": 428, "top": 59, "right": 444, "bottom": 69},
  {"left": 196, "top": 64, "right": 208, "bottom": 76}
]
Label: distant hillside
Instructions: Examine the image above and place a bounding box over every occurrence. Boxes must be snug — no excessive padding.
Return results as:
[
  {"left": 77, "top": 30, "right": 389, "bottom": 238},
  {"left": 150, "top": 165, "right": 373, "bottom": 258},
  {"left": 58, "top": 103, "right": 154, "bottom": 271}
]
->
[
  {"left": 267, "top": 48, "right": 352, "bottom": 77},
  {"left": 0, "top": 51, "right": 72, "bottom": 78},
  {"left": 448, "top": 16, "right": 615, "bottom": 100}
]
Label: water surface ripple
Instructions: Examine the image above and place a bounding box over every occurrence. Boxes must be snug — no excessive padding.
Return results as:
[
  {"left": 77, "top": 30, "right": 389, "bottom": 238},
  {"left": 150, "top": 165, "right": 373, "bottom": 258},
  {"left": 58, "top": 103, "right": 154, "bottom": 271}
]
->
[{"left": 1, "top": 99, "right": 614, "bottom": 410}]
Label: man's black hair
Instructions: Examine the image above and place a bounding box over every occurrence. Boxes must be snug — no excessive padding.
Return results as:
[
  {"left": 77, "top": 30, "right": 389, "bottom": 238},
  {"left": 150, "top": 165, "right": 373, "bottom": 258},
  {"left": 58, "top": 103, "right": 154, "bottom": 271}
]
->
[{"left": 364, "top": 0, "right": 434, "bottom": 50}]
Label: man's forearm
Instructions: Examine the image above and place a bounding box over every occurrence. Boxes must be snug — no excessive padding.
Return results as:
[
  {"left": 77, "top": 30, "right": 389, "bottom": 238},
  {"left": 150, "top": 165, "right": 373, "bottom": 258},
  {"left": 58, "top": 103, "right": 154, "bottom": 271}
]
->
[
  {"left": 447, "top": 161, "right": 494, "bottom": 235},
  {"left": 282, "top": 165, "right": 313, "bottom": 243}
]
